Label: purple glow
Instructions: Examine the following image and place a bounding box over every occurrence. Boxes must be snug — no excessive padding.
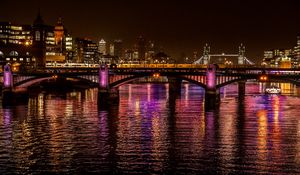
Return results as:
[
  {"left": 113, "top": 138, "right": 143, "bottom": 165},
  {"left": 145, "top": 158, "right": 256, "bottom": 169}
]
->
[
  {"left": 206, "top": 65, "right": 216, "bottom": 90},
  {"left": 99, "top": 65, "right": 108, "bottom": 88},
  {"left": 3, "top": 64, "right": 13, "bottom": 88}
]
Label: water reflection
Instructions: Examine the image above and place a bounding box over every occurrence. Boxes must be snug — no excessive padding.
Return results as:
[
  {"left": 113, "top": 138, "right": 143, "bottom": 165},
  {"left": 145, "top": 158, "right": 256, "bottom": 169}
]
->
[{"left": 0, "top": 83, "right": 300, "bottom": 174}]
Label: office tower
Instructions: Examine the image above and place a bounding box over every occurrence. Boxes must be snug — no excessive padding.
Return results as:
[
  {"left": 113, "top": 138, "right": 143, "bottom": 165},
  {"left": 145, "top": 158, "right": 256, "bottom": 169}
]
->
[
  {"left": 98, "top": 39, "right": 106, "bottom": 55},
  {"left": 113, "top": 39, "right": 123, "bottom": 59}
]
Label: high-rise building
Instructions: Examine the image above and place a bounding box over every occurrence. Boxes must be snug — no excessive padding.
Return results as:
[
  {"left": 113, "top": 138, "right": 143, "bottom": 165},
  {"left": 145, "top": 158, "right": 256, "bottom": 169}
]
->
[
  {"left": 75, "top": 38, "right": 98, "bottom": 63},
  {"left": 146, "top": 40, "right": 155, "bottom": 62},
  {"left": 109, "top": 43, "right": 114, "bottom": 56},
  {"left": 137, "top": 36, "right": 146, "bottom": 61},
  {"left": 65, "top": 34, "right": 73, "bottom": 51},
  {"left": 98, "top": 39, "right": 106, "bottom": 55},
  {"left": 113, "top": 39, "right": 123, "bottom": 59},
  {"left": 293, "top": 34, "right": 300, "bottom": 67}
]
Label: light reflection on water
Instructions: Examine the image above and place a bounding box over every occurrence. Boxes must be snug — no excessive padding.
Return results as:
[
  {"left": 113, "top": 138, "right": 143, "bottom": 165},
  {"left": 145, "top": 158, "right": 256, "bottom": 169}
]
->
[{"left": 0, "top": 83, "right": 299, "bottom": 174}]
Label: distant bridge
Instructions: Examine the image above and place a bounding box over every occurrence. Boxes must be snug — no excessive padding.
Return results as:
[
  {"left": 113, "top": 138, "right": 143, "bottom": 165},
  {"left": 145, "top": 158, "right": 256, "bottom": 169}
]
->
[{"left": 193, "top": 43, "right": 254, "bottom": 65}]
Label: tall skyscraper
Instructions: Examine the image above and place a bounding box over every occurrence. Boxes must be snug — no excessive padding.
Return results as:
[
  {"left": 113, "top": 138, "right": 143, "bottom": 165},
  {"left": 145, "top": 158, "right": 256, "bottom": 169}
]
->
[
  {"left": 109, "top": 43, "right": 114, "bottom": 56},
  {"left": 98, "top": 39, "right": 106, "bottom": 55},
  {"left": 113, "top": 39, "right": 123, "bottom": 59},
  {"left": 137, "top": 36, "right": 146, "bottom": 61}
]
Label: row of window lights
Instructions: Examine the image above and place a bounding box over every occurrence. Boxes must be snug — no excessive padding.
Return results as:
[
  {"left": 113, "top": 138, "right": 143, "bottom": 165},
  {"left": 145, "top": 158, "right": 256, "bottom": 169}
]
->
[{"left": 5, "top": 57, "right": 35, "bottom": 62}]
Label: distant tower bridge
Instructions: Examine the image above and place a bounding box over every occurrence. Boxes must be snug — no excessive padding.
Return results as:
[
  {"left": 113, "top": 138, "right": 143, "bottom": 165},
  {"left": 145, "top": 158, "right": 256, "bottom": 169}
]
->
[{"left": 193, "top": 43, "right": 254, "bottom": 65}]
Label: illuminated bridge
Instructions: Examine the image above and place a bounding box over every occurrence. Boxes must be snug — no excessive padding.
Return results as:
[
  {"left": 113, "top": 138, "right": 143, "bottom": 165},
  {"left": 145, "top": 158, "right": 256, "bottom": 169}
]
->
[{"left": 1, "top": 64, "right": 300, "bottom": 108}]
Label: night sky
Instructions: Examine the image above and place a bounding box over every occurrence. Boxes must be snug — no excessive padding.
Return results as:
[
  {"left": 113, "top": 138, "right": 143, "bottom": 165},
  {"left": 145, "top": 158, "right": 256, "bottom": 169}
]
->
[{"left": 1, "top": 0, "right": 300, "bottom": 62}]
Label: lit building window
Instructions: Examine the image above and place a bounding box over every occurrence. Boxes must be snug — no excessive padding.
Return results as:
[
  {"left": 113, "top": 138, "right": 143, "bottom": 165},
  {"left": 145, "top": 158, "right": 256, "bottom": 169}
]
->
[
  {"left": 6, "top": 58, "right": 10, "bottom": 61},
  {"left": 35, "top": 31, "right": 41, "bottom": 41},
  {"left": 9, "top": 51, "right": 18, "bottom": 56},
  {"left": 19, "top": 58, "right": 23, "bottom": 61}
]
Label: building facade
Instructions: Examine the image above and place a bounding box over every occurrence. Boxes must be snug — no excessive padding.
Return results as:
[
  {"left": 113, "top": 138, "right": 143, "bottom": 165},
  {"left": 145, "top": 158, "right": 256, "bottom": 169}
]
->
[
  {"left": 98, "top": 39, "right": 106, "bottom": 55},
  {"left": 75, "top": 38, "right": 98, "bottom": 63},
  {"left": 293, "top": 34, "right": 300, "bottom": 67},
  {"left": 0, "top": 22, "right": 32, "bottom": 45},
  {"left": 113, "top": 39, "right": 123, "bottom": 59},
  {"left": 263, "top": 49, "right": 292, "bottom": 68}
]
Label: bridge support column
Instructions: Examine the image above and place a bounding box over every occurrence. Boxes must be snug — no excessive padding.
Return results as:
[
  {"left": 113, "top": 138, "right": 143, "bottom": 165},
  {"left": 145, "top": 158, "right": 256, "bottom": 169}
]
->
[
  {"left": 2, "top": 64, "right": 14, "bottom": 104},
  {"left": 98, "top": 64, "right": 119, "bottom": 107},
  {"left": 205, "top": 64, "right": 220, "bottom": 110},
  {"left": 205, "top": 89, "right": 220, "bottom": 110},
  {"left": 168, "top": 77, "right": 182, "bottom": 98},
  {"left": 2, "top": 64, "right": 28, "bottom": 105},
  {"left": 238, "top": 81, "right": 246, "bottom": 99},
  {"left": 98, "top": 88, "right": 119, "bottom": 108}
]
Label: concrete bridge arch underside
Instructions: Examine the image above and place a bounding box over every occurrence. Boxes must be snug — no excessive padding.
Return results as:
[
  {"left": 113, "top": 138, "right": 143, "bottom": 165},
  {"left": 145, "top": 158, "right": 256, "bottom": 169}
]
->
[{"left": 11, "top": 74, "right": 99, "bottom": 90}]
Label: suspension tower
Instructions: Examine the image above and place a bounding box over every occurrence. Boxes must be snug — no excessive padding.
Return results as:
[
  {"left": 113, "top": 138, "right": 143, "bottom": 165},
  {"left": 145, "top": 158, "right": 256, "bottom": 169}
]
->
[
  {"left": 238, "top": 43, "right": 245, "bottom": 65},
  {"left": 202, "top": 43, "right": 210, "bottom": 64}
]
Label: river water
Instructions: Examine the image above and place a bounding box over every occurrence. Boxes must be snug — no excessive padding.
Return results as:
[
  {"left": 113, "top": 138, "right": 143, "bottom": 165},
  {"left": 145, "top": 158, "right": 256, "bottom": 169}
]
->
[{"left": 0, "top": 82, "right": 300, "bottom": 174}]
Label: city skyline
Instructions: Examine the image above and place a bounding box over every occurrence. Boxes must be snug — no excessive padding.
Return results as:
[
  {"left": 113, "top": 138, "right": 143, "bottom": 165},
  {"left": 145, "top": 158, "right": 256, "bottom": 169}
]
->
[{"left": 1, "top": 0, "right": 300, "bottom": 62}]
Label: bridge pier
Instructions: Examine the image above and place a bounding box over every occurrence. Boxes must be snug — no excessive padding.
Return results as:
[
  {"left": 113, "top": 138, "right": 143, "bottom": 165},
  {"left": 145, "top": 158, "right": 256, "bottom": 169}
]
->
[
  {"left": 2, "top": 64, "right": 28, "bottom": 105},
  {"left": 168, "top": 77, "right": 182, "bottom": 98},
  {"left": 98, "top": 88, "right": 119, "bottom": 108},
  {"left": 98, "top": 64, "right": 119, "bottom": 108},
  {"left": 205, "top": 64, "right": 219, "bottom": 110},
  {"left": 238, "top": 81, "right": 246, "bottom": 99},
  {"left": 205, "top": 89, "right": 220, "bottom": 110},
  {"left": 2, "top": 64, "right": 14, "bottom": 105}
]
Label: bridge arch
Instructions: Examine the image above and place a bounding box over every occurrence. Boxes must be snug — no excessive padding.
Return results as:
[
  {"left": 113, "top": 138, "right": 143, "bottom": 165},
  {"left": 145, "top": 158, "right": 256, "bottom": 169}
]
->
[
  {"left": 14, "top": 75, "right": 99, "bottom": 89},
  {"left": 109, "top": 74, "right": 207, "bottom": 89}
]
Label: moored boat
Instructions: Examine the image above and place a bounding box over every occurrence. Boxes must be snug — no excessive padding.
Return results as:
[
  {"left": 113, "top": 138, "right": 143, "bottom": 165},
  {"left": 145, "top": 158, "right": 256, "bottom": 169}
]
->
[{"left": 265, "top": 86, "right": 281, "bottom": 94}]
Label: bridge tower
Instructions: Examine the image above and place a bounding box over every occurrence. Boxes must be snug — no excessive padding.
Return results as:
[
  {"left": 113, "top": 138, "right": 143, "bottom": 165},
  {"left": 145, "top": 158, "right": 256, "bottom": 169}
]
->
[
  {"left": 202, "top": 43, "right": 210, "bottom": 65},
  {"left": 205, "top": 64, "right": 220, "bottom": 109},
  {"left": 238, "top": 43, "right": 245, "bottom": 65}
]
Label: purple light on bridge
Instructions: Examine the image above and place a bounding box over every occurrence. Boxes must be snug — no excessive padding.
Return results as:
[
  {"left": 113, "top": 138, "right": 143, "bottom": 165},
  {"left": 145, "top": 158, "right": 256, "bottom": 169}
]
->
[
  {"left": 99, "top": 65, "right": 108, "bottom": 88},
  {"left": 206, "top": 64, "right": 216, "bottom": 90},
  {"left": 3, "top": 64, "right": 13, "bottom": 88}
]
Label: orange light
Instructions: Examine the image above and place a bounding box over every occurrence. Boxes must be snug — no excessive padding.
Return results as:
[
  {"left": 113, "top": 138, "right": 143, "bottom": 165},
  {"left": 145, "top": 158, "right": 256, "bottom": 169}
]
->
[
  {"left": 153, "top": 73, "right": 160, "bottom": 78},
  {"left": 259, "top": 75, "right": 268, "bottom": 81}
]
